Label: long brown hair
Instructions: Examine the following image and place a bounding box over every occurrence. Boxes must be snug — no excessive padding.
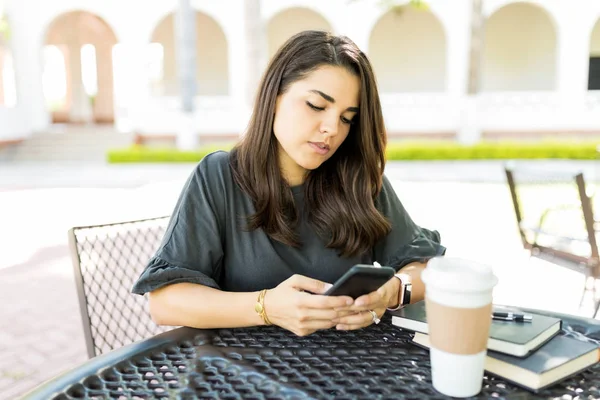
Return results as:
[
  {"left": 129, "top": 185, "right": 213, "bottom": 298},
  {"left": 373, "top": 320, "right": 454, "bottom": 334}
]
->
[{"left": 230, "top": 30, "right": 390, "bottom": 257}]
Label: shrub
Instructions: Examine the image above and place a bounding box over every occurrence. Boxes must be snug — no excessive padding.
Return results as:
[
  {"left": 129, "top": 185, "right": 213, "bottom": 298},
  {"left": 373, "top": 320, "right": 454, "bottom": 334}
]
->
[{"left": 107, "top": 141, "right": 600, "bottom": 163}]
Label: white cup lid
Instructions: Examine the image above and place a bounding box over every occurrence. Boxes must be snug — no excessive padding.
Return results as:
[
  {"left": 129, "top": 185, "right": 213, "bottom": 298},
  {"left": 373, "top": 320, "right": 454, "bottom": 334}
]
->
[{"left": 422, "top": 257, "right": 498, "bottom": 293}]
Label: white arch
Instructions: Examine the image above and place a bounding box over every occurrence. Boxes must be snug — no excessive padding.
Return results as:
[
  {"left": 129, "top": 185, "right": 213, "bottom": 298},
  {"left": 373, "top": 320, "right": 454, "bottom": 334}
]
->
[
  {"left": 483, "top": 2, "right": 557, "bottom": 91},
  {"left": 591, "top": 18, "right": 600, "bottom": 56},
  {"left": 363, "top": 2, "right": 450, "bottom": 47},
  {"left": 266, "top": 7, "right": 333, "bottom": 59},
  {"left": 40, "top": 6, "right": 121, "bottom": 45},
  {"left": 263, "top": 2, "right": 336, "bottom": 30},
  {"left": 42, "top": 10, "right": 119, "bottom": 123},
  {"left": 145, "top": 4, "right": 234, "bottom": 46},
  {"left": 44, "top": 10, "right": 119, "bottom": 44},
  {"left": 150, "top": 11, "right": 230, "bottom": 96},
  {"left": 484, "top": 0, "right": 559, "bottom": 26},
  {"left": 368, "top": 7, "right": 447, "bottom": 93}
]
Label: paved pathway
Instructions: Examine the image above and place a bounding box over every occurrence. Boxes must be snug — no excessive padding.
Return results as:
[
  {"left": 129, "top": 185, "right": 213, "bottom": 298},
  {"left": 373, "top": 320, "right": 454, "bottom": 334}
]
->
[
  {"left": 0, "top": 159, "right": 597, "bottom": 189},
  {"left": 0, "top": 160, "right": 598, "bottom": 399}
]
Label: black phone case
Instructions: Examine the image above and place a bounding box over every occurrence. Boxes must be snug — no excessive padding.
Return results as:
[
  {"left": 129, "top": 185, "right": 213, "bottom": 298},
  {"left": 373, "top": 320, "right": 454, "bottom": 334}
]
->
[{"left": 324, "top": 265, "right": 395, "bottom": 299}]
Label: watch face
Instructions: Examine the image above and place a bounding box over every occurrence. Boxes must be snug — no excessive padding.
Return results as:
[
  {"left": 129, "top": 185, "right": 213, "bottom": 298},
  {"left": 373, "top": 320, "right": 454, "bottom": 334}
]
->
[{"left": 402, "top": 283, "right": 412, "bottom": 305}]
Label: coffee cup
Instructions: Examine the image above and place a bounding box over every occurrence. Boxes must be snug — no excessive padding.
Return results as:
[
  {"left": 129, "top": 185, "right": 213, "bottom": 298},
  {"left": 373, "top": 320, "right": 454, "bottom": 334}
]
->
[{"left": 421, "top": 257, "right": 498, "bottom": 398}]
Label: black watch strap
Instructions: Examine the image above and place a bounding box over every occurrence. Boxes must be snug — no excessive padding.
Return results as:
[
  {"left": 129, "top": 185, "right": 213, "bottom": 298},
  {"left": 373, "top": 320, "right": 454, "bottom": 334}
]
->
[{"left": 401, "top": 281, "right": 412, "bottom": 306}]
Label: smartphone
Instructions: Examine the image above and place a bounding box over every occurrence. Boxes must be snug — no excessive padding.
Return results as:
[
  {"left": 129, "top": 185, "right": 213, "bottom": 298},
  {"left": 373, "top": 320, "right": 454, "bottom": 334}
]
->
[{"left": 324, "top": 264, "right": 396, "bottom": 299}]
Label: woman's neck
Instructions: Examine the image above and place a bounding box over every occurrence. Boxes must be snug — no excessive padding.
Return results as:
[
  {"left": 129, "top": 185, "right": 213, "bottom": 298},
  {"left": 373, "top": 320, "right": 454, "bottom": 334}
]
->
[{"left": 278, "top": 151, "right": 306, "bottom": 186}]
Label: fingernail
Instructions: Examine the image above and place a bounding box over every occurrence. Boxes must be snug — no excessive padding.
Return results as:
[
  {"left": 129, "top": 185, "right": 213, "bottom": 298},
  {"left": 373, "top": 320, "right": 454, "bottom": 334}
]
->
[
  {"left": 355, "top": 300, "right": 364, "bottom": 306},
  {"left": 346, "top": 299, "right": 353, "bottom": 306},
  {"left": 324, "top": 283, "right": 332, "bottom": 290},
  {"left": 336, "top": 324, "right": 345, "bottom": 330}
]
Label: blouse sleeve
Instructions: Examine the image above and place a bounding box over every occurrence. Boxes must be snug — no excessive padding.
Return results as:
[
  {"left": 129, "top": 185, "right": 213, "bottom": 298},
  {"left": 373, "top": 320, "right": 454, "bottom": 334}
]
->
[
  {"left": 373, "top": 175, "right": 446, "bottom": 271},
  {"left": 131, "top": 153, "right": 226, "bottom": 295}
]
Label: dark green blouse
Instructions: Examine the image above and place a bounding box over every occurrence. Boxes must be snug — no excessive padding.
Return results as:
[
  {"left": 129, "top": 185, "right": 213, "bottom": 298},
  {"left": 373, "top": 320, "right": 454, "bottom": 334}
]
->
[{"left": 132, "top": 151, "right": 445, "bottom": 295}]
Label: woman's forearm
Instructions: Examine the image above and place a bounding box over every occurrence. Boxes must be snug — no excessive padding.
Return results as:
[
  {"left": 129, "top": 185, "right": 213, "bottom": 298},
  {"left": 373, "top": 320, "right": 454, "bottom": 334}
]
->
[{"left": 148, "top": 283, "right": 265, "bottom": 329}]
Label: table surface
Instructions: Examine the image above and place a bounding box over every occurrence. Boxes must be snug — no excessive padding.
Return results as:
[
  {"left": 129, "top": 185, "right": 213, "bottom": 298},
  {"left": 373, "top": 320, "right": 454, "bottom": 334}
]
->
[{"left": 23, "top": 310, "right": 600, "bottom": 400}]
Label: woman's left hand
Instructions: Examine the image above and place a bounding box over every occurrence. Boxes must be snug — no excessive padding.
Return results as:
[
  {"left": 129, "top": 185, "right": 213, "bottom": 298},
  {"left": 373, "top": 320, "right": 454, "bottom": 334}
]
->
[{"left": 334, "top": 276, "right": 400, "bottom": 330}]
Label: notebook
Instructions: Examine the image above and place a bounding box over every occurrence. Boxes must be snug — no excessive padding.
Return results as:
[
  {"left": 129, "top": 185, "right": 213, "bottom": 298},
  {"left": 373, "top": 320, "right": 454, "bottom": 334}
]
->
[
  {"left": 412, "top": 331, "right": 599, "bottom": 392},
  {"left": 391, "top": 301, "right": 561, "bottom": 357}
]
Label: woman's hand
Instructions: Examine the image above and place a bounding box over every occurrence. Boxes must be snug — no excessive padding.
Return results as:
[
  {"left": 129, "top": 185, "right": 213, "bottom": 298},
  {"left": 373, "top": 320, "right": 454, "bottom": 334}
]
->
[
  {"left": 264, "top": 274, "right": 354, "bottom": 336},
  {"left": 334, "top": 276, "right": 400, "bottom": 330}
]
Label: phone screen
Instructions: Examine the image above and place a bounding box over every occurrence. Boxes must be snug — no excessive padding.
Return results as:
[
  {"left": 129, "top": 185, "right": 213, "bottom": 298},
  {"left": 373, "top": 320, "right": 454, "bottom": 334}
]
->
[{"left": 324, "top": 265, "right": 395, "bottom": 299}]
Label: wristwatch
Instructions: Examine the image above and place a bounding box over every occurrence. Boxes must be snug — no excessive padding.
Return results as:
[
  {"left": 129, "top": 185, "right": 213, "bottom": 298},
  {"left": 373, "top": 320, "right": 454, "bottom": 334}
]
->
[{"left": 387, "top": 272, "right": 412, "bottom": 311}]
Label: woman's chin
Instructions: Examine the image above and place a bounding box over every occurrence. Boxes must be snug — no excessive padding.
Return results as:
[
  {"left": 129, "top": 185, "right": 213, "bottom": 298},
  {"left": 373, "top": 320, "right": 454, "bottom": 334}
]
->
[
  {"left": 296, "top": 153, "right": 333, "bottom": 171},
  {"left": 298, "top": 160, "right": 325, "bottom": 171}
]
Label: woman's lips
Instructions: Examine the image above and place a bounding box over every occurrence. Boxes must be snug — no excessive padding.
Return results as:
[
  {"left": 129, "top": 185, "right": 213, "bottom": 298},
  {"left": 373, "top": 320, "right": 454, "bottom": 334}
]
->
[{"left": 308, "top": 142, "right": 330, "bottom": 155}]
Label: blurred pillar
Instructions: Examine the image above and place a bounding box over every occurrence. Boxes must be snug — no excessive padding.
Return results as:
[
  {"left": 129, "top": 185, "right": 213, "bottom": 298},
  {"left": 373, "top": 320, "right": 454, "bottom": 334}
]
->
[
  {"left": 0, "top": 2, "right": 5, "bottom": 106},
  {"left": 68, "top": 41, "right": 92, "bottom": 123},
  {"left": 175, "top": 0, "right": 198, "bottom": 149},
  {"left": 94, "top": 40, "right": 115, "bottom": 123},
  {"left": 9, "top": 7, "right": 49, "bottom": 131},
  {"left": 244, "top": 0, "right": 264, "bottom": 108},
  {"left": 556, "top": 7, "right": 592, "bottom": 116},
  {"left": 113, "top": 38, "right": 150, "bottom": 134},
  {"left": 444, "top": 0, "right": 470, "bottom": 97},
  {"left": 458, "top": 0, "right": 484, "bottom": 144},
  {"left": 0, "top": 47, "right": 5, "bottom": 105}
]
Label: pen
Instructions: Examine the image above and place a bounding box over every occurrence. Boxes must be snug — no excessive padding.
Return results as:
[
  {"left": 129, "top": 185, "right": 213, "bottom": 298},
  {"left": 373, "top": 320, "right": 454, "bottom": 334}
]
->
[{"left": 492, "top": 312, "right": 533, "bottom": 322}]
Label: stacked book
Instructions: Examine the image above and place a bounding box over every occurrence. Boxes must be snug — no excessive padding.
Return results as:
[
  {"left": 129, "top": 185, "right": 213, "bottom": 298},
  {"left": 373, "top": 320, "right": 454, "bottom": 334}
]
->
[{"left": 391, "top": 301, "right": 599, "bottom": 392}]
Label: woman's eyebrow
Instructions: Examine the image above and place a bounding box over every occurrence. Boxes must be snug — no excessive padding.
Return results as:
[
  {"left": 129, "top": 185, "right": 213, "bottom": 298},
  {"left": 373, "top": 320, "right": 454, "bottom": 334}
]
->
[{"left": 309, "top": 89, "right": 359, "bottom": 112}]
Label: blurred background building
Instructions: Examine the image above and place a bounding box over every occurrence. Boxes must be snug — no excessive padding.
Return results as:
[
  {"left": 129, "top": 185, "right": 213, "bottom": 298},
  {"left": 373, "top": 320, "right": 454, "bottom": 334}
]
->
[{"left": 0, "top": 0, "right": 599, "bottom": 151}]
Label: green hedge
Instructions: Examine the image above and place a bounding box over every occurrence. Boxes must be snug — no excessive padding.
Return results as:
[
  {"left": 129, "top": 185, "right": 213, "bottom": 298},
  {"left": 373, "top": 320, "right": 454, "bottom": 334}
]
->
[
  {"left": 107, "top": 145, "right": 234, "bottom": 163},
  {"left": 385, "top": 141, "right": 600, "bottom": 160},
  {"left": 107, "top": 141, "right": 600, "bottom": 163}
]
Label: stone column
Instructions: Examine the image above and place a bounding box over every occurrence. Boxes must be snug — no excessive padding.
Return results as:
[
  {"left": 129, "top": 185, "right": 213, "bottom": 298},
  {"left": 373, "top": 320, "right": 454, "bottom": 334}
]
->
[
  {"left": 0, "top": 46, "right": 5, "bottom": 105},
  {"left": 9, "top": 11, "right": 49, "bottom": 131},
  {"left": 244, "top": 0, "right": 264, "bottom": 108},
  {"left": 444, "top": 1, "right": 471, "bottom": 98},
  {"left": 0, "top": 2, "right": 5, "bottom": 106},
  {"left": 68, "top": 40, "right": 92, "bottom": 123},
  {"left": 457, "top": 0, "right": 484, "bottom": 144},
  {"left": 175, "top": 0, "right": 197, "bottom": 149},
  {"left": 94, "top": 40, "right": 115, "bottom": 123},
  {"left": 113, "top": 37, "right": 150, "bottom": 134},
  {"left": 555, "top": 7, "right": 593, "bottom": 119}
]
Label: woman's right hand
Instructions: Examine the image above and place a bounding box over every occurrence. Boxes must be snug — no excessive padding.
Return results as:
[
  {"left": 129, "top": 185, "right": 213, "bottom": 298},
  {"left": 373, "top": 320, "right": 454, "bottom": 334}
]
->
[{"left": 264, "top": 274, "right": 354, "bottom": 336}]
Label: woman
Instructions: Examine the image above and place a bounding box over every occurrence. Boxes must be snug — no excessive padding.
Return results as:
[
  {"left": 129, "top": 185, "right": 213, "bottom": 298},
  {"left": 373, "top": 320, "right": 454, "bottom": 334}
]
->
[{"left": 132, "top": 30, "right": 445, "bottom": 336}]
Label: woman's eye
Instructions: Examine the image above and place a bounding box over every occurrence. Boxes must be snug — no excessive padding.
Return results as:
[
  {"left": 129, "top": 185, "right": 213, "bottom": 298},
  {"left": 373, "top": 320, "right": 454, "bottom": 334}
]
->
[
  {"left": 306, "top": 101, "right": 325, "bottom": 111},
  {"left": 307, "top": 101, "right": 354, "bottom": 125}
]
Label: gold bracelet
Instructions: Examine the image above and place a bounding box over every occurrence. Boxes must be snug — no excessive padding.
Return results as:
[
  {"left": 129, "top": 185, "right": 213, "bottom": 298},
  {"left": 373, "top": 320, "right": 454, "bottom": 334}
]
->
[{"left": 254, "top": 289, "right": 272, "bottom": 325}]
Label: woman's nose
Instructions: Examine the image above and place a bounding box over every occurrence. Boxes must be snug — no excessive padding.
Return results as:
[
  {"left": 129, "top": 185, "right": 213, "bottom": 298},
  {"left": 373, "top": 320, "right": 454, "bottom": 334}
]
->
[{"left": 320, "top": 114, "right": 339, "bottom": 137}]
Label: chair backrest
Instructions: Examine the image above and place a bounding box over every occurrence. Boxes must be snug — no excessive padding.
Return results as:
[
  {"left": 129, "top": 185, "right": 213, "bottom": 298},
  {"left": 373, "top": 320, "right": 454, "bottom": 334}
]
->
[
  {"left": 504, "top": 166, "right": 598, "bottom": 269},
  {"left": 68, "top": 216, "right": 172, "bottom": 358}
]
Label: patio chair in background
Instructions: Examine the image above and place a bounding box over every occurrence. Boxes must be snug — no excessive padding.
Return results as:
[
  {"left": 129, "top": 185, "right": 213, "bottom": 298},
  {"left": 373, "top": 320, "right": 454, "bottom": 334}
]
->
[
  {"left": 68, "top": 216, "right": 172, "bottom": 358},
  {"left": 505, "top": 166, "right": 599, "bottom": 317}
]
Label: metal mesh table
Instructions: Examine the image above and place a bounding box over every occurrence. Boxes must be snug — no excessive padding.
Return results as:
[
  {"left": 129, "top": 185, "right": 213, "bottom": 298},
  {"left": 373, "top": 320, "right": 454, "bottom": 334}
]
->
[{"left": 23, "top": 312, "right": 600, "bottom": 400}]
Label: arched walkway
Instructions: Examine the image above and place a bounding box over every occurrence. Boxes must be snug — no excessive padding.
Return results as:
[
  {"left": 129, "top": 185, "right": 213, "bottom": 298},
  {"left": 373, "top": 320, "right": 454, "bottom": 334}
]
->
[
  {"left": 483, "top": 2, "right": 557, "bottom": 91},
  {"left": 267, "top": 8, "right": 332, "bottom": 60},
  {"left": 150, "top": 11, "right": 229, "bottom": 96},
  {"left": 44, "top": 11, "right": 118, "bottom": 123},
  {"left": 368, "top": 7, "right": 447, "bottom": 92},
  {"left": 589, "top": 18, "right": 600, "bottom": 90}
]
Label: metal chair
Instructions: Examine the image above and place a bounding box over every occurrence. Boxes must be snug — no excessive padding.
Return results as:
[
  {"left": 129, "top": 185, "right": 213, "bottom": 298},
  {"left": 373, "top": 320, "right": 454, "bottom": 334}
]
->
[
  {"left": 505, "top": 166, "right": 599, "bottom": 317},
  {"left": 68, "top": 216, "right": 172, "bottom": 358}
]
